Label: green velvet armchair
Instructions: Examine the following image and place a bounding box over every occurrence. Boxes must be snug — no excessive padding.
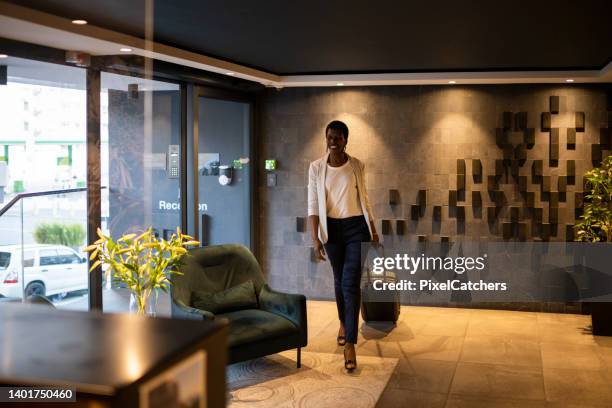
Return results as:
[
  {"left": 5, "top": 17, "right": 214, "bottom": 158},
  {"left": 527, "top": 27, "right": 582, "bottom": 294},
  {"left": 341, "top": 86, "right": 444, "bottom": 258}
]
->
[{"left": 171, "top": 244, "right": 308, "bottom": 367}]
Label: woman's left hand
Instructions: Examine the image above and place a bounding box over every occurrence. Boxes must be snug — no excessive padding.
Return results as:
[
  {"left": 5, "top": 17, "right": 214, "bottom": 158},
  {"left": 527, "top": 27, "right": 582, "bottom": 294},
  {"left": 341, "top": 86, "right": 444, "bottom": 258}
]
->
[{"left": 371, "top": 232, "right": 380, "bottom": 243}]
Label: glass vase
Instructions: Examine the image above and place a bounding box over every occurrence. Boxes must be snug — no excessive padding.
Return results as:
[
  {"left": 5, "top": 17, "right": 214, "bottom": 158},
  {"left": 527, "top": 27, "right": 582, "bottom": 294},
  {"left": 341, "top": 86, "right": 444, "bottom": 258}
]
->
[{"left": 129, "top": 289, "right": 158, "bottom": 317}]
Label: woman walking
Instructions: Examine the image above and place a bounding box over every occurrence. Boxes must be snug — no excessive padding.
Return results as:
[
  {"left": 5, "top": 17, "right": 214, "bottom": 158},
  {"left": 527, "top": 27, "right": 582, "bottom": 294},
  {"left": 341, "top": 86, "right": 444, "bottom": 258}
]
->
[{"left": 307, "top": 120, "right": 379, "bottom": 372}]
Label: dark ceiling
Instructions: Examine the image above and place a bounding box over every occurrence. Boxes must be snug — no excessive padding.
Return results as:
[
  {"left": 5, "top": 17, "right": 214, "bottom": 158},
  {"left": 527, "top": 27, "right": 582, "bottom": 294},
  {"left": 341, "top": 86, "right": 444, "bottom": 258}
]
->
[{"left": 7, "top": 0, "right": 612, "bottom": 75}]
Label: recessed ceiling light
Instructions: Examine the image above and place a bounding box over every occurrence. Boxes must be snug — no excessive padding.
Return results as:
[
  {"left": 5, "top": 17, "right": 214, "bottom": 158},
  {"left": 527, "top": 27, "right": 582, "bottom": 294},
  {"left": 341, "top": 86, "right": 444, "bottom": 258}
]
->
[
  {"left": 448, "top": 80, "right": 456, "bottom": 84},
  {"left": 0, "top": 54, "right": 7, "bottom": 58},
  {"left": 336, "top": 82, "right": 344, "bottom": 86},
  {"left": 566, "top": 79, "right": 574, "bottom": 82},
  {"left": 120, "top": 47, "right": 132, "bottom": 52},
  {"left": 71, "top": 19, "right": 88, "bottom": 25},
  {"left": 226, "top": 72, "right": 235, "bottom": 76}
]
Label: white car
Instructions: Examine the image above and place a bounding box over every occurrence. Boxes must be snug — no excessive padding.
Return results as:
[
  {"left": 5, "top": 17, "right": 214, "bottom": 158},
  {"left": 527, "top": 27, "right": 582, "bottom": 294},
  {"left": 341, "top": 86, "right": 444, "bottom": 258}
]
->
[{"left": 0, "top": 244, "right": 88, "bottom": 299}]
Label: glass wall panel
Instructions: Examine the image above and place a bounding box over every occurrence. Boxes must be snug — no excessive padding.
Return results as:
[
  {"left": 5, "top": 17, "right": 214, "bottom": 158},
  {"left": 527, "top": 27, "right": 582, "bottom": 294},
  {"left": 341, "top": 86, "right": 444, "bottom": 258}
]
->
[
  {"left": 0, "top": 57, "right": 88, "bottom": 309},
  {"left": 100, "top": 72, "right": 181, "bottom": 314}
]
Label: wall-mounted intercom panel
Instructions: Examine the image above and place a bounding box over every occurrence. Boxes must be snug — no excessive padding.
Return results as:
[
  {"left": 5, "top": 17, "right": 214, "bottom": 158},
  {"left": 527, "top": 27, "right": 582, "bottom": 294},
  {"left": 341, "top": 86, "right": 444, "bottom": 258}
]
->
[{"left": 167, "top": 144, "right": 180, "bottom": 179}]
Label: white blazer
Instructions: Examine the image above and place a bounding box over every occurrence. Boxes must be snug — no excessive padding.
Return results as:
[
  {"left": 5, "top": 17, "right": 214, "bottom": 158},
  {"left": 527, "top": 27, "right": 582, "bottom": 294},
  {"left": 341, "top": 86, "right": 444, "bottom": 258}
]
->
[{"left": 307, "top": 153, "right": 375, "bottom": 244}]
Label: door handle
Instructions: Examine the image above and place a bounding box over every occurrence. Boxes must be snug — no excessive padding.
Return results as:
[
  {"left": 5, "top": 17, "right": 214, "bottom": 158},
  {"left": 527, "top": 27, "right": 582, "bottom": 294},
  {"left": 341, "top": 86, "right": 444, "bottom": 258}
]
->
[
  {"left": 41, "top": 269, "right": 48, "bottom": 272},
  {"left": 201, "top": 213, "right": 209, "bottom": 246}
]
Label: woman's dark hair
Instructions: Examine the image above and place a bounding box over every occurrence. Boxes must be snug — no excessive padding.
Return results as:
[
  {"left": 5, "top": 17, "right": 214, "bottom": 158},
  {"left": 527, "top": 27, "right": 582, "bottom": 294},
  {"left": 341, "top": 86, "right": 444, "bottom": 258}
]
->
[{"left": 325, "top": 120, "right": 349, "bottom": 140}]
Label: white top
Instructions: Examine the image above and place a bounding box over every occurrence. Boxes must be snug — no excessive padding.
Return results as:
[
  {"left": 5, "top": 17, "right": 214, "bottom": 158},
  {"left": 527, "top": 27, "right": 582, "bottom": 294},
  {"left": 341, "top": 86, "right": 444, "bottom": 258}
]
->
[
  {"left": 307, "top": 153, "right": 375, "bottom": 243},
  {"left": 324, "top": 159, "right": 363, "bottom": 219}
]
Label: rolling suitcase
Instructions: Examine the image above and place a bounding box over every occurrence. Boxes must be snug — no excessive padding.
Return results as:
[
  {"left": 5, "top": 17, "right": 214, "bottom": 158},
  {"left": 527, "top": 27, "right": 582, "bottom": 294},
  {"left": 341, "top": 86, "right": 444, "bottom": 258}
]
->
[{"left": 360, "top": 244, "right": 400, "bottom": 323}]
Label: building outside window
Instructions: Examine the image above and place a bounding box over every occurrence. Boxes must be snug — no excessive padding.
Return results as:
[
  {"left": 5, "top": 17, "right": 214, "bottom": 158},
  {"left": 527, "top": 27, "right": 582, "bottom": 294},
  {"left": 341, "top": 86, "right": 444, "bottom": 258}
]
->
[{"left": 0, "top": 57, "right": 88, "bottom": 309}]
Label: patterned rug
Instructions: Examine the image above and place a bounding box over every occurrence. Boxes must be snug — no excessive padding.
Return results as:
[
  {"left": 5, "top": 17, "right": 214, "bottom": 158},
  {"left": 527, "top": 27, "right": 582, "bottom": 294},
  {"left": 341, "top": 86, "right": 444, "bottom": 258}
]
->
[{"left": 227, "top": 351, "right": 398, "bottom": 408}]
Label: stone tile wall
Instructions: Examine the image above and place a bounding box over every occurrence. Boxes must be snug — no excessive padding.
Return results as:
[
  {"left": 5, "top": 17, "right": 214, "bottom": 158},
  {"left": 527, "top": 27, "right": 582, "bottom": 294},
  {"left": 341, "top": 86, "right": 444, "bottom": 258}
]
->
[{"left": 258, "top": 85, "right": 611, "bottom": 302}]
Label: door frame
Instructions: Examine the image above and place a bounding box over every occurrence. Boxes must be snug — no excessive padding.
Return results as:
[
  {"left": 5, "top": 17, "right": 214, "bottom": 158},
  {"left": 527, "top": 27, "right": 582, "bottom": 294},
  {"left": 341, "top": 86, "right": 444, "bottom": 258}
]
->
[
  {"left": 189, "top": 86, "right": 257, "bottom": 252},
  {"left": 0, "top": 38, "right": 262, "bottom": 310},
  {"left": 89, "top": 69, "right": 186, "bottom": 310}
]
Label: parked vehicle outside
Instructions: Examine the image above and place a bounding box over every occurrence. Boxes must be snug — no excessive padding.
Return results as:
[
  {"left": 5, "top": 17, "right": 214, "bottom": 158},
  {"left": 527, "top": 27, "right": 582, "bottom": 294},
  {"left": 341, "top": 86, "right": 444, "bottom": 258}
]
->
[{"left": 0, "top": 244, "right": 88, "bottom": 299}]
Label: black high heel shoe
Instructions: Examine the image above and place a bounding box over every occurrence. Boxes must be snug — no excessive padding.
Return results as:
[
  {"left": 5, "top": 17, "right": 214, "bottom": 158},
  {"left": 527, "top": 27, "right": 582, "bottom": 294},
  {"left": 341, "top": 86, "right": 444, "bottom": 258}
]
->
[
  {"left": 343, "top": 348, "right": 357, "bottom": 372},
  {"left": 337, "top": 335, "right": 346, "bottom": 346}
]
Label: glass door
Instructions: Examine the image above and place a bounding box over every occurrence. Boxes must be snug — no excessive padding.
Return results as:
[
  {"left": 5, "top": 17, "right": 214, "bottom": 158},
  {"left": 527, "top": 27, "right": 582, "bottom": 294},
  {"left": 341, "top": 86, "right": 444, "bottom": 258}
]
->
[
  {"left": 197, "top": 95, "right": 252, "bottom": 248},
  {"left": 100, "top": 72, "right": 183, "bottom": 313}
]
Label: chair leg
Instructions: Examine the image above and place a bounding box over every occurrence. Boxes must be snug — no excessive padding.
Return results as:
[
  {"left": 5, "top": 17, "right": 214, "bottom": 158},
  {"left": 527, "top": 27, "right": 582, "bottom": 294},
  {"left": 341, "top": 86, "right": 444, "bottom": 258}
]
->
[{"left": 297, "top": 347, "right": 301, "bottom": 368}]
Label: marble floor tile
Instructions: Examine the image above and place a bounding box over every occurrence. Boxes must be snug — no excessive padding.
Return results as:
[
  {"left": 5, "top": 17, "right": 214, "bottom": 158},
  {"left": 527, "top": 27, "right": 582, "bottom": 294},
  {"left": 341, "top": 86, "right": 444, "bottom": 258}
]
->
[
  {"left": 543, "top": 368, "right": 612, "bottom": 405},
  {"left": 404, "top": 305, "right": 472, "bottom": 318},
  {"left": 418, "top": 316, "right": 470, "bottom": 337},
  {"left": 470, "top": 308, "right": 539, "bottom": 320},
  {"left": 536, "top": 316, "right": 596, "bottom": 346},
  {"left": 360, "top": 319, "right": 421, "bottom": 342},
  {"left": 467, "top": 316, "right": 540, "bottom": 341},
  {"left": 397, "top": 334, "right": 465, "bottom": 362},
  {"left": 540, "top": 342, "right": 603, "bottom": 370},
  {"left": 536, "top": 313, "right": 590, "bottom": 325},
  {"left": 376, "top": 388, "right": 447, "bottom": 408},
  {"left": 450, "top": 362, "right": 546, "bottom": 401},
  {"left": 595, "top": 345, "right": 612, "bottom": 369},
  {"left": 388, "top": 358, "right": 457, "bottom": 393},
  {"left": 357, "top": 338, "right": 403, "bottom": 359},
  {"left": 545, "top": 402, "right": 610, "bottom": 408},
  {"left": 461, "top": 336, "right": 542, "bottom": 367},
  {"left": 445, "top": 395, "right": 547, "bottom": 408},
  {"left": 537, "top": 324, "right": 598, "bottom": 346}
]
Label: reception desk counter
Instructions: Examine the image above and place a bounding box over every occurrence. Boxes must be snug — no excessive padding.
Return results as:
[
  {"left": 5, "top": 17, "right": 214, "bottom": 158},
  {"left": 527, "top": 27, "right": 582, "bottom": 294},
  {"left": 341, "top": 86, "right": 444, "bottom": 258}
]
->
[{"left": 0, "top": 303, "right": 228, "bottom": 407}]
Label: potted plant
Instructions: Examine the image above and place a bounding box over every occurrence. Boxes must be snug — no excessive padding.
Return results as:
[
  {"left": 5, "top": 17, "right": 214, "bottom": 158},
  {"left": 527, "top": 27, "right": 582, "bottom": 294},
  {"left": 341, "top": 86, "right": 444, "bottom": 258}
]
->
[
  {"left": 574, "top": 154, "right": 612, "bottom": 335},
  {"left": 85, "top": 227, "right": 199, "bottom": 316}
]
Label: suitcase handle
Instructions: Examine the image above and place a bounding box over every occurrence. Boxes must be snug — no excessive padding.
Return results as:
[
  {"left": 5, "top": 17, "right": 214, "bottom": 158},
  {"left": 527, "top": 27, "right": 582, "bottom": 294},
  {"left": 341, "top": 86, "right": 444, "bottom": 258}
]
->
[{"left": 365, "top": 242, "right": 386, "bottom": 281}]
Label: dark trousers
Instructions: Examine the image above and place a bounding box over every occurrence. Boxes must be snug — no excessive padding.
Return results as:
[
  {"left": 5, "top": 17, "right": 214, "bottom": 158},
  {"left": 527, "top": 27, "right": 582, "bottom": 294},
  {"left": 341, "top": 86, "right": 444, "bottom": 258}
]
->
[{"left": 324, "top": 215, "right": 371, "bottom": 344}]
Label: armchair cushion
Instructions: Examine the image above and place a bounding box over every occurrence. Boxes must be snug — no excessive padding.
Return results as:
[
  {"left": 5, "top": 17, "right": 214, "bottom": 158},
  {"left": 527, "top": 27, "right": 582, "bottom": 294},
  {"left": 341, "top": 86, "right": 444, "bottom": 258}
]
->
[
  {"left": 219, "top": 309, "right": 298, "bottom": 348},
  {"left": 172, "top": 299, "right": 215, "bottom": 321},
  {"left": 191, "top": 280, "right": 258, "bottom": 314}
]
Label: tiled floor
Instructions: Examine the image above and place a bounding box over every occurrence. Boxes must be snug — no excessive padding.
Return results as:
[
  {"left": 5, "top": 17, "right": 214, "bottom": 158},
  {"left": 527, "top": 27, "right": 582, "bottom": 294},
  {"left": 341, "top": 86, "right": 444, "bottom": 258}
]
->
[{"left": 304, "top": 300, "right": 612, "bottom": 408}]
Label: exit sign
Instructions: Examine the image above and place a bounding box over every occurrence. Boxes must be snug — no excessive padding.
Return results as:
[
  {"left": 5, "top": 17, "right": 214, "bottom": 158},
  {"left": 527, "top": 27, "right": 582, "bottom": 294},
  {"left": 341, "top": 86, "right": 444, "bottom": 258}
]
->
[{"left": 265, "top": 159, "right": 277, "bottom": 171}]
